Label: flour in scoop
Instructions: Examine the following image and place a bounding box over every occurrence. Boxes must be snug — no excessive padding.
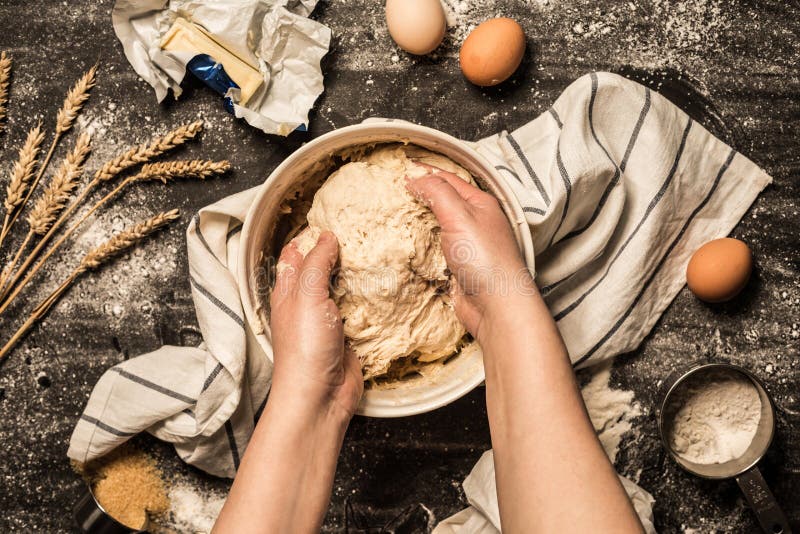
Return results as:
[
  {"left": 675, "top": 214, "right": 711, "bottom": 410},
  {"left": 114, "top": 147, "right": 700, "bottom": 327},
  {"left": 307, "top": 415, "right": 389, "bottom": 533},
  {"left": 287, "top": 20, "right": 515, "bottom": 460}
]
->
[{"left": 668, "top": 369, "right": 761, "bottom": 465}]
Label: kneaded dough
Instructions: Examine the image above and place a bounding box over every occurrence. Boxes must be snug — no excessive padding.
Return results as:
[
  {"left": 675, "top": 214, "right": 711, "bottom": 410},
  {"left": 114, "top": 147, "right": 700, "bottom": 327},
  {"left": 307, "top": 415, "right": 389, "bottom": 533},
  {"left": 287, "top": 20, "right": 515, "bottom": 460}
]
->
[{"left": 294, "top": 144, "right": 471, "bottom": 379}]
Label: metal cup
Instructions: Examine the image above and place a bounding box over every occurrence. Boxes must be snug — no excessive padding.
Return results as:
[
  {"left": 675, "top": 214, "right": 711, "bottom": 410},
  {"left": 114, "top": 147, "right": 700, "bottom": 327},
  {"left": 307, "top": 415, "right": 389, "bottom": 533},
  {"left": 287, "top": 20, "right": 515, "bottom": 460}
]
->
[
  {"left": 657, "top": 362, "right": 792, "bottom": 534},
  {"left": 74, "top": 483, "right": 149, "bottom": 534}
]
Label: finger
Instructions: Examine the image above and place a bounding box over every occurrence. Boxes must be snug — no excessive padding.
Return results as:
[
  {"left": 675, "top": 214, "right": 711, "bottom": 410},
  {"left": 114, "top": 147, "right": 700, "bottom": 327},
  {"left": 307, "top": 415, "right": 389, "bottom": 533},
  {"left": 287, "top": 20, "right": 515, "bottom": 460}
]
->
[
  {"left": 300, "top": 231, "right": 339, "bottom": 299},
  {"left": 273, "top": 241, "right": 303, "bottom": 300},
  {"left": 414, "top": 161, "right": 446, "bottom": 175},
  {"left": 406, "top": 174, "right": 473, "bottom": 226},
  {"left": 412, "top": 162, "right": 486, "bottom": 203},
  {"left": 321, "top": 298, "right": 343, "bottom": 331},
  {"left": 278, "top": 239, "right": 304, "bottom": 272},
  {"left": 344, "top": 347, "right": 364, "bottom": 386}
]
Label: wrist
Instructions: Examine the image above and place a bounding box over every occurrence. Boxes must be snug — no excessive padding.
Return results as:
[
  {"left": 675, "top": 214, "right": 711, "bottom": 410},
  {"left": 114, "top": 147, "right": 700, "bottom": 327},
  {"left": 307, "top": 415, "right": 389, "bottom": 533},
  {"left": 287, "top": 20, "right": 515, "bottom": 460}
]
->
[
  {"left": 476, "top": 291, "right": 544, "bottom": 349},
  {"left": 477, "top": 260, "right": 537, "bottom": 308},
  {"left": 477, "top": 277, "right": 539, "bottom": 332},
  {"left": 268, "top": 376, "right": 354, "bottom": 430}
]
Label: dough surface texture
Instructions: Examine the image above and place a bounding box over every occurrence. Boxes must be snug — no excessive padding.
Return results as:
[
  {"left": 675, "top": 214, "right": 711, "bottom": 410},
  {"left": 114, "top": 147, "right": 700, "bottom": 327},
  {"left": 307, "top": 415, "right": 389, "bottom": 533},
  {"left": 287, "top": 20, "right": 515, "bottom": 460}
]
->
[{"left": 295, "top": 144, "right": 470, "bottom": 379}]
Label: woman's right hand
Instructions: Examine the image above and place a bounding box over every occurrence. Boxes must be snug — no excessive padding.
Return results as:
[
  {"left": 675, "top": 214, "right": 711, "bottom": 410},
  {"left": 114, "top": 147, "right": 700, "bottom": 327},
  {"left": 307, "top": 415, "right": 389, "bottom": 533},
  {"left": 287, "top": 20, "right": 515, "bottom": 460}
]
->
[
  {"left": 406, "top": 165, "right": 536, "bottom": 339},
  {"left": 410, "top": 166, "right": 645, "bottom": 534}
]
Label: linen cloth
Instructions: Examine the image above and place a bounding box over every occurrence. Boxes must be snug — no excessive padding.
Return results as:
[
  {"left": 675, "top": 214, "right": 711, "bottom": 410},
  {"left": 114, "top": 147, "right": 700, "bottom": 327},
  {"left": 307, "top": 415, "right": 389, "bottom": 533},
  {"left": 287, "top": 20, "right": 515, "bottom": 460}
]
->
[{"left": 68, "top": 72, "right": 771, "bottom": 526}]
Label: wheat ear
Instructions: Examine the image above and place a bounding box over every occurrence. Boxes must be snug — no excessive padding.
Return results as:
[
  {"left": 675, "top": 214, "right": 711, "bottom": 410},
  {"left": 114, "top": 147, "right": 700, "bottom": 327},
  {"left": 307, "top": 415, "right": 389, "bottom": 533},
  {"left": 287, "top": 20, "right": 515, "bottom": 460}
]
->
[
  {"left": 12, "top": 159, "right": 228, "bottom": 294},
  {"left": 66, "top": 159, "right": 228, "bottom": 243},
  {"left": 28, "top": 132, "right": 92, "bottom": 235},
  {"left": 2, "top": 65, "right": 97, "bottom": 241},
  {"left": 56, "top": 64, "right": 97, "bottom": 136},
  {"left": 93, "top": 120, "right": 204, "bottom": 181},
  {"left": 0, "top": 52, "right": 11, "bottom": 133},
  {"left": 0, "top": 210, "right": 179, "bottom": 363},
  {"left": 137, "top": 160, "right": 230, "bottom": 183},
  {"left": 0, "top": 160, "right": 225, "bottom": 316},
  {"left": 0, "top": 121, "right": 204, "bottom": 306},
  {"left": 3, "top": 124, "right": 44, "bottom": 212},
  {"left": 0, "top": 133, "right": 92, "bottom": 291},
  {"left": 0, "top": 124, "right": 45, "bottom": 245},
  {"left": 78, "top": 209, "right": 180, "bottom": 272}
]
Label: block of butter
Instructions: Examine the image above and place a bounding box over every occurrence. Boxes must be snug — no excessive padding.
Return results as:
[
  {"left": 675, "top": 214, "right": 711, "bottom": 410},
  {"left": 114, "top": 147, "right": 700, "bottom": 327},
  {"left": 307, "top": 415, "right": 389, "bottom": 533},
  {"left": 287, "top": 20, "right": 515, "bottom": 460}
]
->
[{"left": 160, "top": 18, "right": 263, "bottom": 106}]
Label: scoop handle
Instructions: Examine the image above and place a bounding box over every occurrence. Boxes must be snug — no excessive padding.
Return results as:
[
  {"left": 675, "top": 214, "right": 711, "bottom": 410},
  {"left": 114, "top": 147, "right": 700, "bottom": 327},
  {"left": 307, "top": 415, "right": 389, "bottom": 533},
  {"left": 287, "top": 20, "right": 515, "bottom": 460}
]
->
[{"left": 736, "top": 467, "right": 792, "bottom": 534}]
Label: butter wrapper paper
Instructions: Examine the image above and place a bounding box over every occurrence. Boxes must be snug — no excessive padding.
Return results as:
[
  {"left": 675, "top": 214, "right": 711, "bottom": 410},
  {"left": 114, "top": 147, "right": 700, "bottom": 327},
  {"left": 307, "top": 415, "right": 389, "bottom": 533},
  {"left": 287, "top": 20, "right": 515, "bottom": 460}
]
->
[{"left": 112, "top": 0, "right": 330, "bottom": 135}]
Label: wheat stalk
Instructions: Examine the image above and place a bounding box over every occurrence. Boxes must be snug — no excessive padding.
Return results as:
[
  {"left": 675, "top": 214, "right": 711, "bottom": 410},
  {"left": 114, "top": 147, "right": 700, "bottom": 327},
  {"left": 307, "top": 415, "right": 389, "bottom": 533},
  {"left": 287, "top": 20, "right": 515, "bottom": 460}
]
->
[
  {"left": 3, "top": 124, "right": 44, "bottom": 212},
  {"left": 137, "top": 160, "right": 230, "bottom": 183},
  {"left": 31, "top": 159, "right": 228, "bottom": 277},
  {"left": 28, "top": 132, "right": 92, "bottom": 235},
  {"left": 56, "top": 64, "right": 97, "bottom": 135},
  {"left": 0, "top": 124, "right": 45, "bottom": 245},
  {"left": 0, "top": 52, "right": 11, "bottom": 133},
  {"left": 0, "top": 121, "right": 204, "bottom": 306},
  {"left": 0, "top": 210, "right": 180, "bottom": 363},
  {"left": 94, "top": 120, "right": 204, "bottom": 181},
  {"left": 78, "top": 209, "right": 180, "bottom": 272},
  {"left": 2, "top": 65, "right": 97, "bottom": 241},
  {"left": 0, "top": 133, "right": 92, "bottom": 292},
  {"left": 0, "top": 160, "right": 225, "bottom": 315}
]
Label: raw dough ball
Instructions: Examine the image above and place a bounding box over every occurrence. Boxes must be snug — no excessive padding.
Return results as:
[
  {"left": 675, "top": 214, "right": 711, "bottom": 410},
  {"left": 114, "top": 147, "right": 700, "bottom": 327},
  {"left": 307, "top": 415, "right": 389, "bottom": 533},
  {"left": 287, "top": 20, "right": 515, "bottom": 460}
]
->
[{"left": 297, "top": 145, "right": 471, "bottom": 379}]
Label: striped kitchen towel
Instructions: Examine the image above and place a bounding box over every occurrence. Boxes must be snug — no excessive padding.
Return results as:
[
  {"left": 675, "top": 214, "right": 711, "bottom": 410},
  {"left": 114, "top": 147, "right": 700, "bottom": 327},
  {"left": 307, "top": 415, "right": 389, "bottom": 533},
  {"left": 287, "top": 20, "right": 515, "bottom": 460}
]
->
[{"left": 69, "top": 71, "right": 771, "bottom": 501}]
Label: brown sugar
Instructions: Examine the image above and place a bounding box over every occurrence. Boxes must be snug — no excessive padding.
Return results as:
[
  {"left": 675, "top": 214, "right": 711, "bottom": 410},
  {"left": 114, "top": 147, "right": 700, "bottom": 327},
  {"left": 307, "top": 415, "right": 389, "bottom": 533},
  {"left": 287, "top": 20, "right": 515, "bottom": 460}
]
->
[{"left": 82, "top": 446, "right": 170, "bottom": 530}]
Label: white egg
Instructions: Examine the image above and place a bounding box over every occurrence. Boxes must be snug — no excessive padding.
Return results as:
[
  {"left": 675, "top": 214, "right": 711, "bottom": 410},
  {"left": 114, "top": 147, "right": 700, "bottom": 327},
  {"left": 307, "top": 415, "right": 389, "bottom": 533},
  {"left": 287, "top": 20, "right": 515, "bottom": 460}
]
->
[{"left": 385, "top": 0, "right": 446, "bottom": 55}]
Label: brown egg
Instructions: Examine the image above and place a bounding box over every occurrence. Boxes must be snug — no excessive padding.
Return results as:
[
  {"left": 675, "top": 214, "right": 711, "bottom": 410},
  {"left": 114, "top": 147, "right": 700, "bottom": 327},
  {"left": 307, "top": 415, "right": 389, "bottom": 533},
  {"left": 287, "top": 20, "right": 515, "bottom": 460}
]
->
[
  {"left": 459, "top": 18, "right": 526, "bottom": 87},
  {"left": 686, "top": 238, "right": 753, "bottom": 303}
]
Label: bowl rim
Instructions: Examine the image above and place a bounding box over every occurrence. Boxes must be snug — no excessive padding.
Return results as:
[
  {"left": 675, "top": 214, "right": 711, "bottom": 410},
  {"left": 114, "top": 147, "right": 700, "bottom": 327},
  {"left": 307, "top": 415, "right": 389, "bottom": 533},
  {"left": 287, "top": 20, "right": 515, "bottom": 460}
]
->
[{"left": 237, "top": 121, "right": 535, "bottom": 417}]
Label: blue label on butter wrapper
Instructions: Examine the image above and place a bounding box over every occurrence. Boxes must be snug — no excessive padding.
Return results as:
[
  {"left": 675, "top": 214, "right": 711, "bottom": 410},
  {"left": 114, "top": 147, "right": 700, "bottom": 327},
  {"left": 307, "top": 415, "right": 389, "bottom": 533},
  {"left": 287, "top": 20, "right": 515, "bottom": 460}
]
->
[{"left": 186, "top": 54, "right": 239, "bottom": 114}]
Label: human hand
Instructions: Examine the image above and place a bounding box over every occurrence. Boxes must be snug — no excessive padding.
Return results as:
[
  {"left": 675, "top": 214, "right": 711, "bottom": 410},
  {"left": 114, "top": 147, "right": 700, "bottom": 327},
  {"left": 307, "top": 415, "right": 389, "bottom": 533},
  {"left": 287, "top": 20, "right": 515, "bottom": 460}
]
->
[
  {"left": 269, "top": 231, "right": 363, "bottom": 421},
  {"left": 406, "top": 165, "right": 536, "bottom": 338}
]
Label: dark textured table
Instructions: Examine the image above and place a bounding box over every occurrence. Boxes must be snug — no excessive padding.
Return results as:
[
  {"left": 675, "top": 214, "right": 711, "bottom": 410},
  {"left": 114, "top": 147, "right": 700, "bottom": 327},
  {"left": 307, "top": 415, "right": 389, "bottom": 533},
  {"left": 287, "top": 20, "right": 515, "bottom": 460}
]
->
[{"left": 0, "top": 0, "right": 798, "bottom": 532}]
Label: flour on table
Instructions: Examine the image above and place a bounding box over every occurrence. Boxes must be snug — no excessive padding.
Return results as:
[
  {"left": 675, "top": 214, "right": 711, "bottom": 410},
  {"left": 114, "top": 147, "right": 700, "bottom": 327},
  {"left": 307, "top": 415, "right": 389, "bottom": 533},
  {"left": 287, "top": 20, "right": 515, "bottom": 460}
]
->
[{"left": 580, "top": 362, "right": 643, "bottom": 463}]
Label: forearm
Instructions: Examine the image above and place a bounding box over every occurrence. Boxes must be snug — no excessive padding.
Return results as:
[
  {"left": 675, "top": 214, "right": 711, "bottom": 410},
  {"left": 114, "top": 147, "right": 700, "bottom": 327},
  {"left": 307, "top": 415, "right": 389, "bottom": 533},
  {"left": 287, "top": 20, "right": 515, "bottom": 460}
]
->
[
  {"left": 213, "top": 383, "right": 349, "bottom": 534},
  {"left": 480, "top": 291, "right": 642, "bottom": 533}
]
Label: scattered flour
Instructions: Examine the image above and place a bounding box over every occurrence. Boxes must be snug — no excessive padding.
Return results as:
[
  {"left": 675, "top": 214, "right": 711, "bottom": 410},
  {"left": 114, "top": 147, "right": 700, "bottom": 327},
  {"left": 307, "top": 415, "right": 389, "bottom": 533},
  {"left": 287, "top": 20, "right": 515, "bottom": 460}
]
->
[
  {"left": 668, "top": 369, "right": 761, "bottom": 465},
  {"left": 440, "top": 0, "right": 499, "bottom": 44},
  {"left": 566, "top": 0, "right": 736, "bottom": 72},
  {"left": 332, "top": 0, "right": 750, "bottom": 84},
  {"left": 580, "top": 362, "right": 643, "bottom": 464},
  {"left": 162, "top": 484, "right": 226, "bottom": 533}
]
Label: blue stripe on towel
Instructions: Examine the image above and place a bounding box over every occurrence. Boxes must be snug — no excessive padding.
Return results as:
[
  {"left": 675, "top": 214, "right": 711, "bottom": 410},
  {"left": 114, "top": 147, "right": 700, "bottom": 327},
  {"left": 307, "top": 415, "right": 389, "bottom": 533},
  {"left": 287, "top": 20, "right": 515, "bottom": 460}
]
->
[
  {"left": 189, "top": 274, "right": 246, "bottom": 328},
  {"left": 575, "top": 148, "right": 736, "bottom": 365},
  {"left": 506, "top": 132, "right": 551, "bottom": 206},
  {"left": 554, "top": 117, "right": 693, "bottom": 322},
  {"left": 111, "top": 368, "right": 196, "bottom": 404},
  {"left": 80, "top": 414, "right": 135, "bottom": 437}
]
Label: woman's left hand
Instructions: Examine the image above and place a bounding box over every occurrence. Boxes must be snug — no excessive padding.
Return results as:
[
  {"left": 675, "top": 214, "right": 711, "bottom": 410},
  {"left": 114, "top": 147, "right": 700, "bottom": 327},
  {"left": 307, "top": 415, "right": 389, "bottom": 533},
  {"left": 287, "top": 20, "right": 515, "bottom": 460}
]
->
[
  {"left": 215, "top": 231, "right": 362, "bottom": 533},
  {"left": 269, "top": 231, "right": 364, "bottom": 421}
]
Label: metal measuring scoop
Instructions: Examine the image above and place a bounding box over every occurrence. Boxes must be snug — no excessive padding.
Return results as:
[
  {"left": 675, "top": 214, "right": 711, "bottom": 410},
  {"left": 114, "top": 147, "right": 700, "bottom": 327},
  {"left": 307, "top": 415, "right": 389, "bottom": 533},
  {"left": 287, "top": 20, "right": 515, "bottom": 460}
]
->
[
  {"left": 657, "top": 362, "right": 792, "bottom": 534},
  {"left": 74, "top": 482, "right": 149, "bottom": 533}
]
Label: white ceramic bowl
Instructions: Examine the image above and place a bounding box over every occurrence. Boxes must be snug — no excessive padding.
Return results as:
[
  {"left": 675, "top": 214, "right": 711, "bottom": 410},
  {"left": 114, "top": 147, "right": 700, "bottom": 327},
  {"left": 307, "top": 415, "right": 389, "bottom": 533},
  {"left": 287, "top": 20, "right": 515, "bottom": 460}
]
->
[{"left": 238, "top": 122, "right": 535, "bottom": 417}]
